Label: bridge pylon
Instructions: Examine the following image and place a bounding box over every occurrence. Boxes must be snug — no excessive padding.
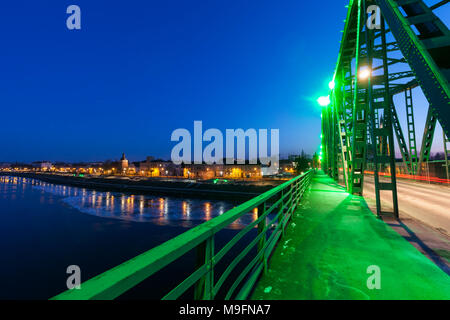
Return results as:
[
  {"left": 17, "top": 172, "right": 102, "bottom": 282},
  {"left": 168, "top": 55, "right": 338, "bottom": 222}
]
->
[{"left": 322, "top": 0, "right": 450, "bottom": 218}]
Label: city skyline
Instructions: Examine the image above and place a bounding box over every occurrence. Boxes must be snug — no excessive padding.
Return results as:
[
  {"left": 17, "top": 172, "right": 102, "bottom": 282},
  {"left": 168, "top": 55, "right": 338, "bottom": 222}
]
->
[{"left": 0, "top": 1, "right": 346, "bottom": 163}]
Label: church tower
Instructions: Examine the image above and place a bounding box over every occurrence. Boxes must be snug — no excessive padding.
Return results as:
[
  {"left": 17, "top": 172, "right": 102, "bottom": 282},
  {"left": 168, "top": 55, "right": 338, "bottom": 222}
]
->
[{"left": 120, "top": 153, "right": 129, "bottom": 172}]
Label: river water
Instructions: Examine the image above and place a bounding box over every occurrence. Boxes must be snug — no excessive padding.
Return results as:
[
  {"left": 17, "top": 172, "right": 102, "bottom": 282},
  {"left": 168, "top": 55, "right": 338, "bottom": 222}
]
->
[{"left": 0, "top": 176, "right": 259, "bottom": 299}]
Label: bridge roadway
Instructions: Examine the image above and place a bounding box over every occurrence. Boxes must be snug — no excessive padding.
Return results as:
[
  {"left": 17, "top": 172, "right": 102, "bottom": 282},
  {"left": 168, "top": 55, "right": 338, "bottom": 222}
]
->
[
  {"left": 252, "top": 172, "right": 450, "bottom": 299},
  {"left": 363, "top": 176, "right": 450, "bottom": 236}
]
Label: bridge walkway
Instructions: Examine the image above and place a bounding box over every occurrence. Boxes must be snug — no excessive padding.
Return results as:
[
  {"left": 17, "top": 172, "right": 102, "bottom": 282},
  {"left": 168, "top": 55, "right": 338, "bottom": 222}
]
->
[{"left": 251, "top": 172, "right": 450, "bottom": 299}]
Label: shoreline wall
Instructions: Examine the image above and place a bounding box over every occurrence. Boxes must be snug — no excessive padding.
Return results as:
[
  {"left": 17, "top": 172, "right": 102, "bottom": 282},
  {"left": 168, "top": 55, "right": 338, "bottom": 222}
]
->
[{"left": 0, "top": 172, "right": 282, "bottom": 201}]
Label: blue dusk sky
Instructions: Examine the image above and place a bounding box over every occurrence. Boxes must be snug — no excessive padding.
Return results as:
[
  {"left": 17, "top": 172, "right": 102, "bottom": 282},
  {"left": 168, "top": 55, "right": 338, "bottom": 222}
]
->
[{"left": 0, "top": 1, "right": 448, "bottom": 163}]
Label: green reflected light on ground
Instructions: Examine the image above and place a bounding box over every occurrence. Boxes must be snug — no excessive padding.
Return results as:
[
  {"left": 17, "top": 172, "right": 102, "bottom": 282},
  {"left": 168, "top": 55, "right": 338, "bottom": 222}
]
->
[{"left": 252, "top": 172, "right": 450, "bottom": 300}]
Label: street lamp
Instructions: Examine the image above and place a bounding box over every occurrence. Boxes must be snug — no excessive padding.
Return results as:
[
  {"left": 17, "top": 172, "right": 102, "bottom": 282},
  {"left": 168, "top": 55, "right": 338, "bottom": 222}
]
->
[
  {"left": 317, "top": 95, "right": 331, "bottom": 107},
  {"left": 328, "top": 80, "right": 335, "bottom": 90},
  {"left": 358, "top": 67, "right": 371, "bottom": 80}
]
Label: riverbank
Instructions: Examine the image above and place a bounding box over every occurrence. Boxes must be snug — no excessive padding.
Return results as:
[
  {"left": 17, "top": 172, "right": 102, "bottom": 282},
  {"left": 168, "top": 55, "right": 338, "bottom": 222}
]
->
[{"left": 0, "top": 172, "right": 283, "bottom": 200}]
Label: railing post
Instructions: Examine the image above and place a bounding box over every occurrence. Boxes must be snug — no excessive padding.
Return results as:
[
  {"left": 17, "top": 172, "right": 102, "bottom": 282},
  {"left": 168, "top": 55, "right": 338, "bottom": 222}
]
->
[
  {"left": 278, "top": 189, "right": 284, "bottom": 224},
  {"left": 294, "top": 179, "right": 300, "bottom": 208},
  {"left": 257, "top": 202, "right": 267, "bottom": 273},
  {"left": 194, "top": 236, "right": 214, "bottom": 300},
  {"left": 282, "top": 183, "right": 294, "bottom": 234}
]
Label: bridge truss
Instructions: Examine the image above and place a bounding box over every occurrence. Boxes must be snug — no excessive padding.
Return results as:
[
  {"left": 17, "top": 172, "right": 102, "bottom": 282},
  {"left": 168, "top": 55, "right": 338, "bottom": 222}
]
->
[{"left": 321, "top": 0, "right": 450, "bottom": 217}]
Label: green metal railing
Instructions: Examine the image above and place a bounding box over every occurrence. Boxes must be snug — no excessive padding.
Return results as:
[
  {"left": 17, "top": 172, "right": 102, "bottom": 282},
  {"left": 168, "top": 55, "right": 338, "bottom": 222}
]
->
[{"left": 52, "top": 169, "right": 313, "bottom": 300}]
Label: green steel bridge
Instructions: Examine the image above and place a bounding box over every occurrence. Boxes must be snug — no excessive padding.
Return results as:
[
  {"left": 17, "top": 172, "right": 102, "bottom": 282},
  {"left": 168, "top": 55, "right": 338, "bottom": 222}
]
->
[{"left": 52, "top": 0, "right": 450, "bottom": 300}]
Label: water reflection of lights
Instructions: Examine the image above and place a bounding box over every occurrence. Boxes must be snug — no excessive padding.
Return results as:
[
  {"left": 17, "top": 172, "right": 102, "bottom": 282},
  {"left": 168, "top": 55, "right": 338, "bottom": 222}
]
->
[
  {"left": 156, "top": 198, "right": 169, "bottom": 224},
  {"left": 121, "top": 196, "right": 125, "bottom": 212},
  {"left": 205, "top": 202, "right": 211, "bottom": 220},
  {"left": 110, "top": 195, "right": 115, "bottom": 212},
  {"left": 164, "top": 198, "right": 168, "bottom": 216},
  {"left": 139, "top": 195, "right": 145, "bottom": 215},
  {"left": 182, "top": 201, "right": 189, "bottom": 217},
  {"left": 127, "top": 196, "right": 134, "bottom": 214},
  {"left": 0, "top": 177, "right": 254, "bottom": 229},
  {"left": 159, "top": 198, "right": 164, "bottom": 215}
]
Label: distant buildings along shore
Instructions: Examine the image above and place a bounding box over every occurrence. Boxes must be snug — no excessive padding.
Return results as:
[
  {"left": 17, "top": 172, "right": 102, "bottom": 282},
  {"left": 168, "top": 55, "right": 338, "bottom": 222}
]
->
[{"left": 0, "top": 153, "right": 297, "bottom": 180}]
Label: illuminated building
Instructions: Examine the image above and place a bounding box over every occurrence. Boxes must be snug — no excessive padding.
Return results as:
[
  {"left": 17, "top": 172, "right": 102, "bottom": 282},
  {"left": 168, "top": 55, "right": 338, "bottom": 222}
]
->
[
  {"left": 120, "top": 153, "right": 129, "bottom": 173},
  {"left": 32, "top": 161, "right": 53, "bottom": 171}
]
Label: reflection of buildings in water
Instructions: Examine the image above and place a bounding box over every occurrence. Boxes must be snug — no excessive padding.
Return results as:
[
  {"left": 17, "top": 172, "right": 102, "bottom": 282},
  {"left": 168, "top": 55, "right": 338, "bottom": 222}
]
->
[
  {"left": 1, "top": 178, "right": 251, "bottom": 229},
  {"left": 186, "top": 201, "right": 191, "bottom": 217},
  {"left": 205, "top": 202, "right": 211, "bottom": 220},
  {"left": 159, "top": 198, "right": 164, "bottom": 215},
  {"left": 182, "top": 201, "right": 187, "bottom": 217},
  {"left": 163, "top": 198, "right": 168, "bottom": 216},
  {"left": 253, "top": 207, "right": 258, "bottom": 221},
  {"left": 156, "top": 198, "right": 168, "bottom": 224},
  {"left": 121, "top": 196, "right": 125, "bottom": 212},
  {"left": 139, "top": 195, "right": 145, "bottom": 215},
  {"left": 218, "top": 203, "right": 224, "bottom": 215},
  {"left": 81, "top": 193, "right": 85, "bottom": 207},
  {"left": 126, "top": 196, "right": 134, "bottom": 214},
  {"left": 110, "top": 195, "right": 115, "bottom": 212}
]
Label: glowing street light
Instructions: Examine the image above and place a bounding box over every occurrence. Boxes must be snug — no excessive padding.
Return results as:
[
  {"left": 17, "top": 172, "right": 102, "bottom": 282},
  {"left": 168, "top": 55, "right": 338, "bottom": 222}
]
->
[
  {"left": 358, "top": 67, "right": 371, "bottom": 80},
  {"left": 328, "top": 80, "right": 335, "bottom": 90},
  {"left": 317, "top": 95, "right": 331, "bottom": 107}
]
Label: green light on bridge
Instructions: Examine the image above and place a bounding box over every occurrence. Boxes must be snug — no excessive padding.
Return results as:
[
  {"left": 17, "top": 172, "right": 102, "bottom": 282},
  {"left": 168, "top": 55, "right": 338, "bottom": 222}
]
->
[
  {"left": 328, "top": 80, "right": 335, "bottom": 90},
  {"left": 317, "top": 96, "right": 330, "bottom": 107},
  {"left": 358, "top": 67, "right": 371, "bottom": 80}
]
